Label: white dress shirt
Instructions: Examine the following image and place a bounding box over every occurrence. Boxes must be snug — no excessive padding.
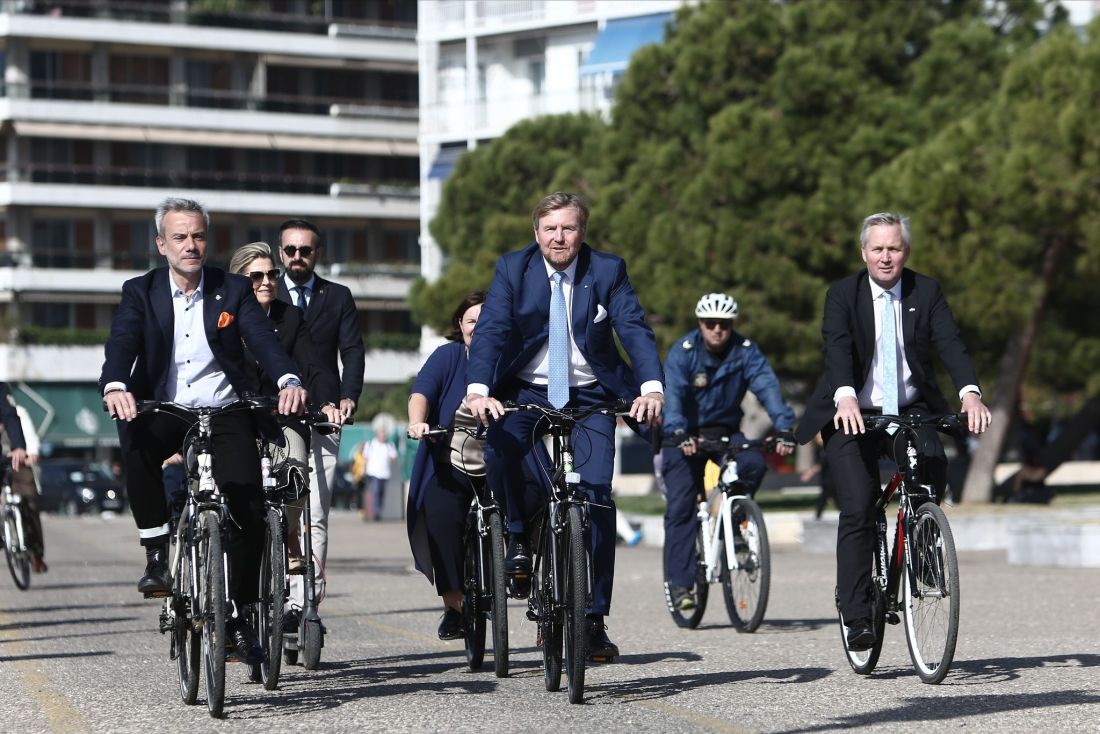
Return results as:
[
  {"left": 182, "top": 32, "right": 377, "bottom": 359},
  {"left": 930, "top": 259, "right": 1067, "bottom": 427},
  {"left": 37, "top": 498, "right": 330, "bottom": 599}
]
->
[
  {"left": 165, "top": 275, "right": 236, "bottom": 408},
  {"left": 283, "top": 273, "right": 316, "bottom": 308}
]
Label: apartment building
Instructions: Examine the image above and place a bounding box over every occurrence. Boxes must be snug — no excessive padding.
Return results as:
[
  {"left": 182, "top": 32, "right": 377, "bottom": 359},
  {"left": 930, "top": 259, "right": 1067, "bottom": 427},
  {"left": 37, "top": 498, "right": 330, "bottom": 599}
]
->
[
  {"left": 0, "top": 0, "right": 420, "bottom": 455},
  {"left": 416, "top": 0, "right": 685, "bottom": 303}
]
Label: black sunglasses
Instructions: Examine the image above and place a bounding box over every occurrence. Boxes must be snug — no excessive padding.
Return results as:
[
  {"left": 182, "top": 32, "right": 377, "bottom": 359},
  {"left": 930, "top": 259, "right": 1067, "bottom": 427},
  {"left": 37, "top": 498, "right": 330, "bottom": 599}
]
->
[
  {"left": 283, "top": 245, "right": 314, "bottom": 258},
  {"left": 700, "top": 319, "right": 733, "bottom": 330},
  {"left": 246, "top": 268, "right": 281, "bottom": 284}
]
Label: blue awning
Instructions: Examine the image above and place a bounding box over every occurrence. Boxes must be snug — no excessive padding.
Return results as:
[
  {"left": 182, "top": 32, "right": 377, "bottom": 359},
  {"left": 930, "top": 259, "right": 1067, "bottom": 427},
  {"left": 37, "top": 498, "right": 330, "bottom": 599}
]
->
[
  {"left": 428, "top": 145, "right": 466, "bottom": 180},
  {"left": 580, "top": 12, "right": 672, "bottom": 76}
]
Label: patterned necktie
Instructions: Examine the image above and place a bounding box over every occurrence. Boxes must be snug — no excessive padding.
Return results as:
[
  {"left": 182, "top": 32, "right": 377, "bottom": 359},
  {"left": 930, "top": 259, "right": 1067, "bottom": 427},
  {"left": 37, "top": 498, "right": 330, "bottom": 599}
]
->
[
  {"left": 548, "top": 271, "right": 569, "bottom": 409},
  {"left": 881, "top": 290, "right": 899, "bottom": 416},
  {"left": 293, "top": 286, "right": 307, "bottom": 312}
]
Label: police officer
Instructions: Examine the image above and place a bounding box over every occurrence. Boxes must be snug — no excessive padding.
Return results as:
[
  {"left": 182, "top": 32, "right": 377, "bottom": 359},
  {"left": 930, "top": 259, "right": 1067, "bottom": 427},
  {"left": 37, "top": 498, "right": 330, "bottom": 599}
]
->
[{"left": 661, "top": 293, "right": 795, "bottom": 611}]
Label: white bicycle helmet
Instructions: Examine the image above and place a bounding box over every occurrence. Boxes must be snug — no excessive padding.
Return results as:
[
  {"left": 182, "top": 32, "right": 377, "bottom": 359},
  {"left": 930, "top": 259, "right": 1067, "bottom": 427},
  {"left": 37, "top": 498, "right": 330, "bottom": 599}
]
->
[{"left": 694, "top": 292, "right": 738, "bottom": 320}]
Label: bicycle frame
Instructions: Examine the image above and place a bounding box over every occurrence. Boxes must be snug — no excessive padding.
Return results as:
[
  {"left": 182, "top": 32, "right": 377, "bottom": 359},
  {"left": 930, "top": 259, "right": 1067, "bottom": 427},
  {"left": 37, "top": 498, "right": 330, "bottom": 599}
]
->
[{"left": 1, "top": 483, "right": 27, "bottom": 554}]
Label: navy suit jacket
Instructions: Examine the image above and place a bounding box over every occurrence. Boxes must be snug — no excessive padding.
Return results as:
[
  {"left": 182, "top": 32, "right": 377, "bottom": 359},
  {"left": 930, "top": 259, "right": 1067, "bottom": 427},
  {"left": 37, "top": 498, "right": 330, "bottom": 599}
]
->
[
  {"left": 468, "top": 243, "right": 663, "bottom": 400},
  {"left": 277, "top": 275, "right": 365, "bottom": 407},
  {"left": 795, "top": 268, "right": 980, "bottom": 444},
  {"left": 99, "top": 267, "right": 298, "bottom": 402},
  {"left": 244, "top": 299, "right": 339, "bottom": 405}
]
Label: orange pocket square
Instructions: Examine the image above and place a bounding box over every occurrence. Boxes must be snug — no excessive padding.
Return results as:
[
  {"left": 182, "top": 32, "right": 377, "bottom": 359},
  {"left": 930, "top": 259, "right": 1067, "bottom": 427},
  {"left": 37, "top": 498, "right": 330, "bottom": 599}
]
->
[{"left": 217, "top": 311, "right": 235, "bottom": 329}]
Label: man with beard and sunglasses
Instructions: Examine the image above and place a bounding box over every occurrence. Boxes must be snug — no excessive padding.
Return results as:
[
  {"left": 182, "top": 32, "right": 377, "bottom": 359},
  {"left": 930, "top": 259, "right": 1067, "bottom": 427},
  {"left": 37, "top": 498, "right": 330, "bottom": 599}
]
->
[{"left": 277, "top": 218, "right": 365, "bottom": 634}]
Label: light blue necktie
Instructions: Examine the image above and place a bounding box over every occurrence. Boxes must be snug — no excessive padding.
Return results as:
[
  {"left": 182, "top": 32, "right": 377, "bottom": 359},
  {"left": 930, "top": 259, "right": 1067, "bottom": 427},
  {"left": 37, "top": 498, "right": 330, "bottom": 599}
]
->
[
  {"left": 293, "top": 286, "right": 307, "bottom": 311},
  {"left": 548, "top": 271, "right": 569, "bottom": 409},
  {"left": 881, "top": 291, "right": 899, "bottom": 416}
]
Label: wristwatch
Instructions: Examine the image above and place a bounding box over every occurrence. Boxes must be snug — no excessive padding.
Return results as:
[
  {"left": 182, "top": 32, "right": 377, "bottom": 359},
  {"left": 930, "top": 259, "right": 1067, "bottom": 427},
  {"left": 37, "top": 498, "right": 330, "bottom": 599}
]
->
[{"left": 285, "top": 378, "right": 303, "bottom": 389}]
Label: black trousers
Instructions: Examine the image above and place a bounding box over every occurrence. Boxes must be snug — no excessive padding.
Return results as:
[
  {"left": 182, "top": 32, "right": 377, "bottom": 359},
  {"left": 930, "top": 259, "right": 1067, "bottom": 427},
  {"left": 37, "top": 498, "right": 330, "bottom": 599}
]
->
[
  {"left": 423, "top": 462, "right": 480, "bottom": 596},
  {"left": 120, "top": 409, "right": 264, "bottom": 605},
  {"left": 826, "top": 405, "right": 947, "bottom": 622}
]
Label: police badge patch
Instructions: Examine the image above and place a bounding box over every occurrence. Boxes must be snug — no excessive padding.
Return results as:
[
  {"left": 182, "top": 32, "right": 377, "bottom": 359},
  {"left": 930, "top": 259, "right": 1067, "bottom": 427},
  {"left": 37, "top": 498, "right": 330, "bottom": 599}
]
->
[{"left": 692, "top": 372, "right": 708, "bottom": 388}]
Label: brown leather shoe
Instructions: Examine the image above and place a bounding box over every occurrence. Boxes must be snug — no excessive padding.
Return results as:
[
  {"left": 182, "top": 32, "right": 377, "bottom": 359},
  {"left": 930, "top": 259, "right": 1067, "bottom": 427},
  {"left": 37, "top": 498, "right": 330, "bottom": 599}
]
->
[{"left": 31, "top": 555, "right": 48, "bottom": 573}]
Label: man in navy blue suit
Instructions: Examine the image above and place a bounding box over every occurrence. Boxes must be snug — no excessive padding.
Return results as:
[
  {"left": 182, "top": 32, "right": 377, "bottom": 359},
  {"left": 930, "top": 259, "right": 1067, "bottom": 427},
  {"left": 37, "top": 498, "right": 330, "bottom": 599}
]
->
[
  {"left": 466, "top": 192, "right": 664, "bottom": 661},
  {"left": 101, "top": 197, "right": 307, "bottom": 665}
]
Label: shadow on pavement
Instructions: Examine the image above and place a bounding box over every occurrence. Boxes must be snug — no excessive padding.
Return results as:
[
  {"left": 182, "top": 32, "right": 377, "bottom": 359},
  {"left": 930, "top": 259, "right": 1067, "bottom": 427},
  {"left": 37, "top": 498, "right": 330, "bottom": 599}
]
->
[
  {"left": 586, "top": 666, "right": 833, "bottom": 702},
  {"left": 0, "top": 650, "right": 113, "bottom": 663},
  {"left": 29, "top": 580, "right": 132, "bottom": 591},
  {"left": 0, "top": 601, "right": 148, "bottom": 614},
  {"left": 776, "top": 690, "right": 1100, "bottom": 732},
  {"left": 322, "top": 557, "right": 413, "bottom": 576},
  {"left": 0, "top": 615, "right": 137, "bottom": 632}
]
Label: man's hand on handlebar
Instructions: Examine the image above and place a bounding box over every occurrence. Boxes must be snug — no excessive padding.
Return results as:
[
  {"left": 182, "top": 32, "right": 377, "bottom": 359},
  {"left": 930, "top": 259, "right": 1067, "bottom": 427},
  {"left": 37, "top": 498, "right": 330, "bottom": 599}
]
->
[
  {"left": 104, "top": 390, "right": 138, "bottom": 422},
  {"left": 320, "top": 403, "right": 343, "bottom": 425},
  {"left": 277, "top": 385, "right": 308, "bottom": 416},
  {"left": 407, "top": 421, "right": 432, "bottom": 440},
  {"left": 961, "top": 392, "right": 992, "bottom": 435},
  {"left": 9, "top": 448, "right": 27, "bottom": 473},
  {"left": 832, "top": 395, "right": 865, "bottom": 435},
  {"left": 677, "top": 433, "right": 698, "bottom": 457},
  {"left": 466, "top": 393, "right": 505, "bottom": 426},
  {"left": 774, "top": 430, "right": 796, "bottom": 456},
  {"left": 630, "top": 391, "right": 664, "bottom": 427}
]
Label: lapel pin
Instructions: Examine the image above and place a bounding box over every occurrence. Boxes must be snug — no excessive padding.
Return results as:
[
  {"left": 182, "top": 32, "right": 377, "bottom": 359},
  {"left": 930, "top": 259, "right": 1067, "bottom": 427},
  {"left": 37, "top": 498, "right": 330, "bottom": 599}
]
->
[
  {"left": 908, "top": 307, "right": 915, "bottom": 312},
  {"left": 216, "top": 294, "right": 222, "bottom": 301}
]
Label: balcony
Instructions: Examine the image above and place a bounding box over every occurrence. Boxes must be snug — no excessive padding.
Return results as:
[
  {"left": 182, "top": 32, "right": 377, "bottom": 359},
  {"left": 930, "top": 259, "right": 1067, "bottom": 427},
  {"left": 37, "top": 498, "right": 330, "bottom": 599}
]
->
[
  {"left": 421, "top": 0, "right": 598, "bottom": 39},
  {"left": 421, "top": 86, "right": 610, "bottom": 139}
]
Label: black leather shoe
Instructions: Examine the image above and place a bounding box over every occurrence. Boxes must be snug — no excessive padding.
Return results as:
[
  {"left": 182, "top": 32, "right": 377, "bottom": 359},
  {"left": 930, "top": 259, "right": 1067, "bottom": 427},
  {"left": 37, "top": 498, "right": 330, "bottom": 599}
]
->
[
  {"left": 437, "top": 607, "right": 464, "bottom": 640},
  {"left": 846, "top": 618, "right": 876, "bottom": 652},
  {"left": 137, "top": 544, "right": 171, "bottom": 595},
  {"left": 587, "top": 616, "right": 619, "bottom": 662},
  {"left": 505, "top": 537, "right": 531, "bottom": 576},
  {"left": 227, "top": 618, "right": 265, "bottom": 665},
  {"left": 283, "top": 608, "right": 301, "bottom": 635}
]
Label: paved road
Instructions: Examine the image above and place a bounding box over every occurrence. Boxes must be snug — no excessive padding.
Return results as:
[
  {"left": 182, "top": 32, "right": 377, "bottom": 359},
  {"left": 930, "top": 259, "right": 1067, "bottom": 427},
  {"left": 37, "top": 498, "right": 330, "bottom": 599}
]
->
[{"left": 2, "top": 511, "right": 1098, "bottom": 733}]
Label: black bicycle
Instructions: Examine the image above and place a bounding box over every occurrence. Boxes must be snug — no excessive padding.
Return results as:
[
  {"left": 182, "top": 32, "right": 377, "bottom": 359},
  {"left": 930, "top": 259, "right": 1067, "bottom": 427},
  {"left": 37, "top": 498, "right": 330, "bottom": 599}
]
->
[
  {"left": 663, "top": 436, "right": 780, "bottom": 632},
  {"left": 0, "top": 458, "right": 31, "bottom": 591},
  {"left": 417, "top": 424, "right": 509, "bottom": 677},
  {"left": 508, "top": 399, "right": 631, "bottom": 705},
  {"left": 838, "top": 412, "right": 965, "bottom": 684},
  {"left": 143, "top": 399, "right": 264, "bottom": 718}
]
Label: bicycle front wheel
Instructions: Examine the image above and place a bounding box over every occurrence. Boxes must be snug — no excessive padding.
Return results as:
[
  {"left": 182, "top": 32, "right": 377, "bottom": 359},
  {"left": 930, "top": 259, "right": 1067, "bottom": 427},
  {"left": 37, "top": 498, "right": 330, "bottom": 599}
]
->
[
  {"left": 721, "top": 498, "right": 770, "bottom": 632},
  {"left": 174, "top": 530, "right": 201, "bottom": 704},
  {"left": 259, "top": 508, "right": 286, "bottom": 690},
  {"left": 488, "top": 511, "right": 509, "bottom": 678},
  {"left": 664, "top": 522, "right": 708, "bottom": 629},
  {"left": 538, "top": 526, "right": 562, "bottom": 692},
  {"left": 463, "top": 518, "right": 487, "bottom": 671},
  {"left": 563, "top": 505, "right": 588, "bottom": 704},
  {"left": 903, "top": 502, "right": 960, "bottom": 684},
  {"left": 198, "top": 511, "right": 226, "bottom": 718},
  {"left": 2, "top": 507, "right": 30, "bottom": 591}
]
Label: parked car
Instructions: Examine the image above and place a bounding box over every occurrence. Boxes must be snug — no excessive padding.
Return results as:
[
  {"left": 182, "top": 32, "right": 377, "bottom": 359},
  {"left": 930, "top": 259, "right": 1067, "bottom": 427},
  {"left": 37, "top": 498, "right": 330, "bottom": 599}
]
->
[{"left": 37, "top": 459, "right": 127, "bottom": 515}]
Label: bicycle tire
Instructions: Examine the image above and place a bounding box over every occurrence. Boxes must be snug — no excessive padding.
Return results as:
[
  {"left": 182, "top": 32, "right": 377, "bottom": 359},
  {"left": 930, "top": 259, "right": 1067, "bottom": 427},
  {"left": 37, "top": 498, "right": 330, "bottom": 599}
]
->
[
  {"left": 664, "top": 522, "right": 709, "bottom": 629},
  {"left": 2, "top": 508, "right": 30, "bottom": 591},
  {"left": 302, "top": 618, "right": 323, "bottom": 670},
  {"left": 563, "top": 505, "right": 588, "bottom": 704},
  {"left": 721, "top": 498, "right": 770, "bottom": 632},
  {"left": 539, "top": 525, "right": 562, "bottom": 692},
  {"left": 839, "top": 516, "right": 887, "bottom": 675},
  {"left": 260, "top": 508, "right": 286, "bottom": 690},
  {"left": 903, "top": 502, "right": 960, "bottom": 684},
  {"left": 488, "top": 511, "right": 509, "bottom": 678},
  {"left": 174, "top": 528, "right": 201, "bottom": 705},
  {"left": 199, "top": 511, "right": 226, "bottom": 718},
  {"left": 463, "top": 518, "right": 487, "bottom": 671}
]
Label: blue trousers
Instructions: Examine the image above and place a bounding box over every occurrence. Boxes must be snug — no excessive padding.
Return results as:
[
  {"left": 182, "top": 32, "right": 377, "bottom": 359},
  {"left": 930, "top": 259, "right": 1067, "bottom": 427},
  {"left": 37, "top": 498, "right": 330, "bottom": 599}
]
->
[
  {"left": 485, "top": 382, "right": 617, "bottom": 616},
  {"left": 661, "top": 432, "right": 765, "bottom": 589}
]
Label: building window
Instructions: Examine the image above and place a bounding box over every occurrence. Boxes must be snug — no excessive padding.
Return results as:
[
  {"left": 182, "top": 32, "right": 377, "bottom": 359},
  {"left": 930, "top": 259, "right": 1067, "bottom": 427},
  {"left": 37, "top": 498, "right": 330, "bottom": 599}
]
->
[
  {"left": 30, "top": 302, "right": 71, "bottom": 329},
  {"left": 30, "top": 51, "right": 92, "bottom": 100}
]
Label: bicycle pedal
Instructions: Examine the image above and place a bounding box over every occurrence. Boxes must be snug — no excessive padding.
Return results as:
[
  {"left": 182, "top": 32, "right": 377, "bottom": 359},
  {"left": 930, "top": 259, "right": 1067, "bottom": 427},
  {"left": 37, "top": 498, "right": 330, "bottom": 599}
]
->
[
  {"left": 885, "top": 612, "right": 901, "bottom": 625},
  {"left": 588, "top": 654, "right": 616, "bottom": 664},
  {"left": 525, "top": 609, "right": 539, "bottom": 622},
  {"left": 143, "top": 591, "right": 169, "bottom": 599}
]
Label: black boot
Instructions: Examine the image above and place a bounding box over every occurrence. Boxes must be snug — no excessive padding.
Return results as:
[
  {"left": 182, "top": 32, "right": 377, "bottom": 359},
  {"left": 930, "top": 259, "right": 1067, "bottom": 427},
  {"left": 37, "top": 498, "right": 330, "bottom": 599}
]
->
[{"left": 137, "top": 542, "right": 171, "bottom": 595}]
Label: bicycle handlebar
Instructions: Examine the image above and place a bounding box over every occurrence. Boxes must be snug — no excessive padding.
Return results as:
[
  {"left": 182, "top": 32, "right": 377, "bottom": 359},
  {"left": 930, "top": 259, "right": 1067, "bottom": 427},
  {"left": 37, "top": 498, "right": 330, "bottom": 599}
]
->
[
  {"left": 863, "top": 412, "right": 968, "bottom": 435},
  {"left": 133, "top": 396, "right": 347, "bottom": 434},
  {"left": 417, "top": 425, "right": 482, "bottom": 440},
  {"left": 502, "top": 398, "right": 634, "bottom": 423}
]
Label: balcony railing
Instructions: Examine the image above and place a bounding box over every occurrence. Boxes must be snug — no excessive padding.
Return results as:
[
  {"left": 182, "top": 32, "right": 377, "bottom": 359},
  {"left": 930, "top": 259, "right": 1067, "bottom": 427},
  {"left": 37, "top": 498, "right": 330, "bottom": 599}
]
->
[
  {"left": 3, "top": 0, "right": 418, "bottom": 38},
  {"left": 422, "top": 0, "right": 600, "bottom": 35},
  {"left": 11, "top": 163, "right": 419, "bottom": 199},
  {"left": 5, "top": 251, "right": 420, "bottom": 273},
  {"left": 11, "top": 80, "right": 419, "bottom": 119},
  {"left": 421, "top": 86, "right": 611, "bottom": 136}
]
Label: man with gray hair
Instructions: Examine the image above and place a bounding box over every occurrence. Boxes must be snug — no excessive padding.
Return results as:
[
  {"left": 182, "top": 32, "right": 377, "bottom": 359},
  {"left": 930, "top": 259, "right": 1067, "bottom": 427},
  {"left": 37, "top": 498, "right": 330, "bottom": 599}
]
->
[
  {"left": 795, "top": 212, "right": 991, "bottom": 653},
  {"left": 101, "top": 197, "right": 308, "bottom": 665}
]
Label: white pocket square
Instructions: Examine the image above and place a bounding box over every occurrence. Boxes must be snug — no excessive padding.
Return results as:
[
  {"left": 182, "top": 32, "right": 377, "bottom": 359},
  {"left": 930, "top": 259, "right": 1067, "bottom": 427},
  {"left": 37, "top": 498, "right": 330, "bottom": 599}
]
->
[{"left": 594, "top": 304, "right": 608, "bottom": 323}]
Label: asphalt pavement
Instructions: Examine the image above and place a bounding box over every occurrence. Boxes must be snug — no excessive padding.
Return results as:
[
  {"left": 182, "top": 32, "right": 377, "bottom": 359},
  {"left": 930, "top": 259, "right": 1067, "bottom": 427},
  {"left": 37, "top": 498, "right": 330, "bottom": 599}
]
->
[{"left": 1, "top": 510, "right": 1098, "bottom": 733}]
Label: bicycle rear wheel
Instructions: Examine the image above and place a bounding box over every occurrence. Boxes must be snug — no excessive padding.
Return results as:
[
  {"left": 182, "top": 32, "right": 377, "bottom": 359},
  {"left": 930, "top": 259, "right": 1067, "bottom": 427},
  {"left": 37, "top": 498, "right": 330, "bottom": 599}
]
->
[
  {"left": 538, "top": 526, "right": 562, "bottom": 692},
  {"left": 903, "top": 502, "right": 960, "bottom": 684},
  {"left": 174, "top": 528, "right": 201, "bottom": 704},
  {"left": 198, "top": 511, "right": 226, "bottom": 718},
  {"left": 463, "top": 517, "right": 487, "bottom": 671},
  {"left": 2, "top": 508, "right": 30, "bottom": 591},
  {"left": 664, "top": 522, "right": 708, "bottom": 629},
  {"left": 488, "top": 511, "right": 509, "bottom": 678},
  {"left": 563, "top": 505, "right": 588, "bottom": 704},
  {"left": 259, "top": 508, "right": 286, "bottom": 689},
  {"left": 721, "top": 498, "right": 769, "bottom": 632}
]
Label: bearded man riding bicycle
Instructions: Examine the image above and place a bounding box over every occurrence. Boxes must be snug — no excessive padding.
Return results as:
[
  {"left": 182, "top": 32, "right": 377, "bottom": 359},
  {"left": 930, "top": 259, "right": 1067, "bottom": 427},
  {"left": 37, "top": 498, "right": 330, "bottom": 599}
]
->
[{"left": 662, "top": 293, "right": 795, "bottom": 612}]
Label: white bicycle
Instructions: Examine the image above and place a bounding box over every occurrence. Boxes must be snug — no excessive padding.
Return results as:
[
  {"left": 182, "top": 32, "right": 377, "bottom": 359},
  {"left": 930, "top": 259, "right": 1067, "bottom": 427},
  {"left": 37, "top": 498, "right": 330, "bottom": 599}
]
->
[{"left": 664, "top": 436, "right": 780, "bottom": 632}]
